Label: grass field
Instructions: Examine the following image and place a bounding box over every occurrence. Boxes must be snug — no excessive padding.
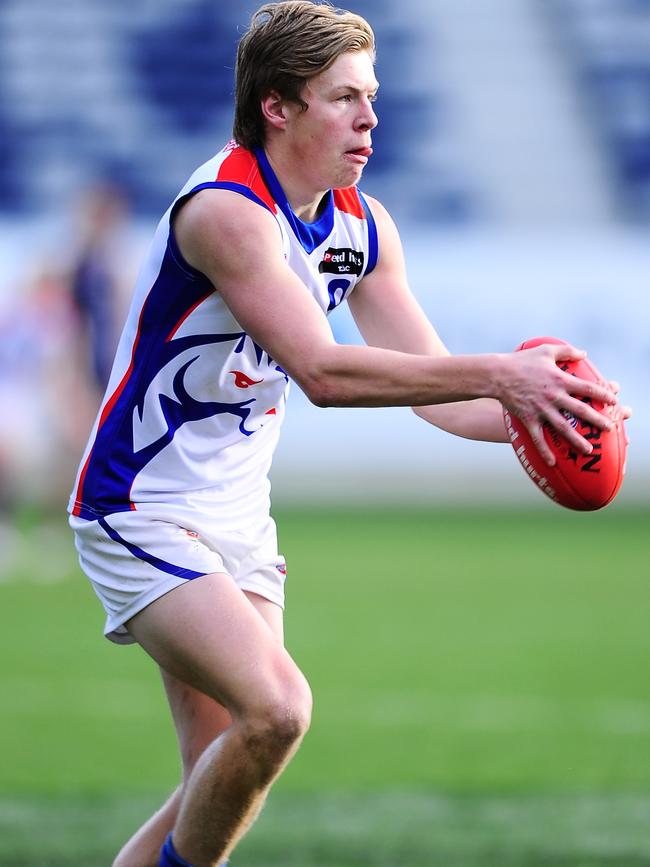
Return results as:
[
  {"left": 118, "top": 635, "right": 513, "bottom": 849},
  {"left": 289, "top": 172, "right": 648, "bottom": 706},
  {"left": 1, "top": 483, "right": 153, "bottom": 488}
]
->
[{"left": 1, "top": 505, "right": 649, "bottom": 866}]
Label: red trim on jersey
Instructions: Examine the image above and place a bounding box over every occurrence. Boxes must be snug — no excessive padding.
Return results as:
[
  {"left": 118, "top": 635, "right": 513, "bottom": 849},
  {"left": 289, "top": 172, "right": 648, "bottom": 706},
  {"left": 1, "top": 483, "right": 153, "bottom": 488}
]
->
[
  {"left": 333, "top": 187, "right": 364, "bottom": 219},
  {"left": 216, "top": 145, "right": 276, "bottom": 212},
  {"left": 71, "top": 301, "right": 148, "bottom": 516},
  {"left": 97, "top": 304, "right": 146, "bottom": 433},
  {"left": 165, "top": 288, "right": 215, "bottom": 342}
]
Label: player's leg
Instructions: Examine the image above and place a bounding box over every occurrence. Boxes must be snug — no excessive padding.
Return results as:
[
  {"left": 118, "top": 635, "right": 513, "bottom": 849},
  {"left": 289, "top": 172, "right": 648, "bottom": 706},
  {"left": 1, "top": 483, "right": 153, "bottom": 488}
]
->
[
  {"left": 112, "top": 786, "right": 181, "bottom": 867},
  {"left": 126, "top": 572, "right": 311, "bottom": 867},
  {"left": 111, "top": 690, "right": 230, "bottom": 867},
  {"left": 112, "top": 592, "right": 283, "bottom": 867}
]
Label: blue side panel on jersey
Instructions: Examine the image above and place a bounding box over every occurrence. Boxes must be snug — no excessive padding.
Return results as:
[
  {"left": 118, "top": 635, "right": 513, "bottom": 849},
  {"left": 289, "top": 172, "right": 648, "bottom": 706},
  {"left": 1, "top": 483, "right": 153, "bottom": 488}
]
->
[
  {"left": 254, "top": 147, "right": 335, "bottom": 253},
  {"left": 98, "top": 517, "right": 206, "bottom": 580},
  {"left": 358, "top": 191, "right": 378, "bottom": 275}
]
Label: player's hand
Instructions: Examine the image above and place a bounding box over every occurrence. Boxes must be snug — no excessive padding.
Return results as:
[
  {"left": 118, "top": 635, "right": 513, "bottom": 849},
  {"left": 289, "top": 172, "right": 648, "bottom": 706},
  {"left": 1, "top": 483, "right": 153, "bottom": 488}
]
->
[{"left": 499, "top": 343, "right": 617, "bottom": 467}]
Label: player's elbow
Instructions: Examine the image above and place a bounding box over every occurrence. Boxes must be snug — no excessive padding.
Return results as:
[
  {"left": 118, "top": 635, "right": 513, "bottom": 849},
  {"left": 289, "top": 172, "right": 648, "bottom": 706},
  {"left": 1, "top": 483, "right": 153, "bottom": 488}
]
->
[
  {"left": 293, "top": 359, "right": 346, "bottom": 408},
  {"left": 291, "top": 347, "right": 368, "bottom": 408},
  {"left": 299, "top": 371, "right": 339, "bottom": 408}
]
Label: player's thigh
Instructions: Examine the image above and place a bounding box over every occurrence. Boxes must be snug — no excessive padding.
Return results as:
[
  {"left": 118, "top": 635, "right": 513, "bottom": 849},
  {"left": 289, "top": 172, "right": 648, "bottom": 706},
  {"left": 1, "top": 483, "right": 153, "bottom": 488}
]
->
[
  {"left": 127, "top": 572, "right": 310, "bottom": 724},
  {"left": 161, "top": 589, "right": 286, "bottom": 776},
  {"left": 245, "top": 589, "right": 284, "bottom": 645}
]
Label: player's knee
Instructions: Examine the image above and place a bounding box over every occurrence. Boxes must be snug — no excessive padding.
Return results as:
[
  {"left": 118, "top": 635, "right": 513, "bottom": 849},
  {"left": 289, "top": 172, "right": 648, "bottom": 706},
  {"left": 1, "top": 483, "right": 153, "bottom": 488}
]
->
[
  {"left": 261, "top": 677, "right": 312, "bottom": 745},
  {"left": 282, "top": 674, "right": 313, "bottom": 740},
  {"left": 246, "top": 673, "right": 312, "bottom": 758},
  {"left": 243, "top": 703, "right": 308, "bottom": 764}
]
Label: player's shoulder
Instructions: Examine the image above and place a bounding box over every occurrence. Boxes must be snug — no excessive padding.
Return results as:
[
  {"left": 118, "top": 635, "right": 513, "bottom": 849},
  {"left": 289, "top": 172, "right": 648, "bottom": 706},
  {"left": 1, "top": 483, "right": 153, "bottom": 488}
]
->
[
  {"left": 173, "top": 146, "right": 284, "bottom": 278},
  {"left": 176, "top": 141, "right": 278, "bottom": 238},
  {"left": 175, "top": 185, "right": 282, "bottom": 277},
  {"left": 174, "top": 141, "right": 277, "bottom": 225},
  {"left": 175, "top": 184, "right": 279, "bottom": 258},
  {"left": 210, "top": 140, "right": 277, "bottom": 210}
]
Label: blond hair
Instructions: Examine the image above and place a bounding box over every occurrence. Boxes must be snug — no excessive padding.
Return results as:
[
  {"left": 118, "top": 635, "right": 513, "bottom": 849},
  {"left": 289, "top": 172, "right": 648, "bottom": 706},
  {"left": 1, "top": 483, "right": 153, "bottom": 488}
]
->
[{"left": 233, "top": 1, "right": 375, "bottom": 150}]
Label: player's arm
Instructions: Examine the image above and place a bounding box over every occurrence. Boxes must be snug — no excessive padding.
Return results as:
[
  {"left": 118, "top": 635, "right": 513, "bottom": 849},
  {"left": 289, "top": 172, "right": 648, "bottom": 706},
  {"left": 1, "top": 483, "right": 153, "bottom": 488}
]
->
[
  {"left": 174, "top": 188, "right": 615, "bottom": 464},
  {"left": 349, "top": 196, "right": 633, "bottom": 448},
  {"left": 349, "top": 195, "right": 509, "bottom": 443}
]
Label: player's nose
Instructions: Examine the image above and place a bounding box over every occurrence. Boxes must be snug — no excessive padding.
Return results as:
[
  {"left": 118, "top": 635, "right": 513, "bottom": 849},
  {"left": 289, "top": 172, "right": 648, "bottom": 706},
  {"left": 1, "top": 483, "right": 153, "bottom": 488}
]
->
[{"left": 357, "top": 97, "right": 378, "bottom": 131}]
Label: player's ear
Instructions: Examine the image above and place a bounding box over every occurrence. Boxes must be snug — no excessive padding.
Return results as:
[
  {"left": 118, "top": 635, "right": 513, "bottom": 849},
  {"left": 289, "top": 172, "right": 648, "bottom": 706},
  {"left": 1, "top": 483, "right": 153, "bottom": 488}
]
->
[{"left": 261, "top": 90, "right": 289, "bottom": 131}]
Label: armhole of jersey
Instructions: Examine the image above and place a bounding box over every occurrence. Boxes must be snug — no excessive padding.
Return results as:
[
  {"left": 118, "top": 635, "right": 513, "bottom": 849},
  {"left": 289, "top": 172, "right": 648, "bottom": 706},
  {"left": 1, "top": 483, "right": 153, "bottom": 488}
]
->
[
  {"left": 167, "top": 181, "right": 277, "bottom": 279},
  {"left": 358, "top": 191, "right": 379, "bottom": 277}
]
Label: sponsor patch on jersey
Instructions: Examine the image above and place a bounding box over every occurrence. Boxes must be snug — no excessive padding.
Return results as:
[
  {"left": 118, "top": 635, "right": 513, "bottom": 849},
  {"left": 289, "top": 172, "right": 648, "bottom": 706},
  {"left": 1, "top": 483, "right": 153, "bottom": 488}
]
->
[{"left": 318, "top": 247, "right": 364, "bottom": 276}]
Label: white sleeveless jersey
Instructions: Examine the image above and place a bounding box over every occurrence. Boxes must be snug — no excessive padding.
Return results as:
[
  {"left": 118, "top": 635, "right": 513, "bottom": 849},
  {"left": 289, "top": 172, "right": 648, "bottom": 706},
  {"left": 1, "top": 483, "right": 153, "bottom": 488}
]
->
[{"left": 69, "top": 141, "right": 378, "bottom": 530}]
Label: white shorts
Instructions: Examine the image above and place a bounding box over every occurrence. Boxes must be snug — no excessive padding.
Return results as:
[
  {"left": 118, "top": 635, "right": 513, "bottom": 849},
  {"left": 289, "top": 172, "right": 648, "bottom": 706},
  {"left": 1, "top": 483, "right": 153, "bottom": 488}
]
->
[{"left": 69, "top": 510, "right": 287, "bottom": 644}]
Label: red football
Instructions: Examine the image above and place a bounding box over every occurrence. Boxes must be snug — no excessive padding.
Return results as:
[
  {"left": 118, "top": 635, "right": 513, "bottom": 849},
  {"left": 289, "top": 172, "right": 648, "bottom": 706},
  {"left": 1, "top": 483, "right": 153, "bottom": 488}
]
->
[{"left": 502, "top": 336, "right": 627, "bottom": 510}]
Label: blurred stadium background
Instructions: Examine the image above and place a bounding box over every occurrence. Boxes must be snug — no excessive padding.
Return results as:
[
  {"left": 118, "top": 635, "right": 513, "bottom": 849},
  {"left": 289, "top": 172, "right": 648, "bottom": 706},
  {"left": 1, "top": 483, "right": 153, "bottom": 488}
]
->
[
  {"left": 1, "top": 1, "right": 649, "bottom": 865},
  {"left": 0, "top": 0, "right": 648, "bottom": 510}
]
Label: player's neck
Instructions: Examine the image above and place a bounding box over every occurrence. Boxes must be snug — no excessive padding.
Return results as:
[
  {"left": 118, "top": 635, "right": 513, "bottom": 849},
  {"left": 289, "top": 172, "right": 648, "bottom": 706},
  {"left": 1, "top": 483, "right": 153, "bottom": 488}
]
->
[{"left": 262, "top": 144, "right": 328, "bottom": 224}]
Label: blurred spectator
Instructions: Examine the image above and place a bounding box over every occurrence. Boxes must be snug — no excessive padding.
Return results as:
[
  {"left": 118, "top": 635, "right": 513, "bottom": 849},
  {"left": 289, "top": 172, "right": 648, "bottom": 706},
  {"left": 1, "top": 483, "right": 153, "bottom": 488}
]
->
[
  {"left": 69, "top": 182, "right": 131, "bottom": 392},
  {"left": 0, "top": 265, "right": 97, "bottom": 514}
]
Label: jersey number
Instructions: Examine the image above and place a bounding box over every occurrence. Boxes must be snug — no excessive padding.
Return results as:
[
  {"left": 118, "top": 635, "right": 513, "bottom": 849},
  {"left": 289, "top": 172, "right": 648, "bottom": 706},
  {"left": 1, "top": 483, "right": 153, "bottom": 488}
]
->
[{"left": 327, "top": 278, "right": 352, "bottom": 312}]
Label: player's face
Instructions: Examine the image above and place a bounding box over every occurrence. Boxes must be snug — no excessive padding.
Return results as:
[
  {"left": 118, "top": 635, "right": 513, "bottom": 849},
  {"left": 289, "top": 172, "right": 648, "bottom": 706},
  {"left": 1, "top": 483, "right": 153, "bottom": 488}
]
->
[{"left": 286, "top": 50, "right": 379, "bottom": 192}]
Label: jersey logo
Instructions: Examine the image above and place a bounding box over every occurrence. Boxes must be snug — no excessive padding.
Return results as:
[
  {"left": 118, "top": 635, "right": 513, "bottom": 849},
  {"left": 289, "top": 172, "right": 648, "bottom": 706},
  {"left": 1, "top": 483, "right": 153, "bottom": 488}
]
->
[
  {"left": 319, "top": 247, "right": 364, "bottom": 276},
  {"left": 229, "top": 370, "right": 263, "bottom": 388},
  {"left": 133, "top": 352, "right": 257, "bottom": 454}
]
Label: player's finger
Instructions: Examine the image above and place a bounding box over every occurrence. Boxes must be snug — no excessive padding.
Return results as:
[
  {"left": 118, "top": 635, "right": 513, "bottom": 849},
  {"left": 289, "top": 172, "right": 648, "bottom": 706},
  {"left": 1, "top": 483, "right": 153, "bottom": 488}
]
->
[
  {"left": 544, "top": 409, "right": 595, "bottom": 456},
  {"left": 525, "top": 419, "right": 556, "bottom": 466},
  {"left": 547, "top": 342, "right": 587, "bottom": 362},
  {"left": 559, "top": 370, "right": 617, "bottom": 405},
  {"left": 561, "top": 396, "right": 613, "bottom": 432},
  {"left": 604, "top": 399, "right": 632, "bottom": 425}
]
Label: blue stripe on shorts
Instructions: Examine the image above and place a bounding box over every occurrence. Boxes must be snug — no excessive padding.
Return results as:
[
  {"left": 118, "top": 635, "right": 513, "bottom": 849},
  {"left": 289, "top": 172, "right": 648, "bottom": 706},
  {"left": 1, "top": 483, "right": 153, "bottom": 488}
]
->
[{"left": 98, "top": 516, "right": 206, "bottom": 580}]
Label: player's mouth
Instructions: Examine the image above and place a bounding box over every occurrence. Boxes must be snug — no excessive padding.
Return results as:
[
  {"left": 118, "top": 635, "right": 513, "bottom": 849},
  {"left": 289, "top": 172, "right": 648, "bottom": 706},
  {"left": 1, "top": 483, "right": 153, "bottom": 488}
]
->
[{"left": 344, "top": 146, "right": 373, "bottom": 165}]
